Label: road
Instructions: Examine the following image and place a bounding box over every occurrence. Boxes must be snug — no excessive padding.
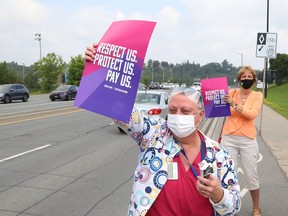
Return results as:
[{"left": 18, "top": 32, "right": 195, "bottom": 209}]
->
[
  {"left": 0, "top": 95, "right": 137, "bottom": 216},
  {"left": 0, "top": 94, "right": 287, "bottom": 216}
]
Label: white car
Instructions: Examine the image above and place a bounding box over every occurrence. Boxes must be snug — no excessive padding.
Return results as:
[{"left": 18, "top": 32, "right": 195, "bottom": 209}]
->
[
  {"left": 118, "top": 90, "right": 170, "bottom": 133},
  {"left": 135, "top": 90, "right": 170, "bottom": 119},
  {"left": 162, "top": 83, "right": 173, "bottom": 90},
  {"left": 191, "top": 81, "right": 201, "bottom": 91},
  {"left": 256, "top": 81, "right": 268, "bottom": 89}
]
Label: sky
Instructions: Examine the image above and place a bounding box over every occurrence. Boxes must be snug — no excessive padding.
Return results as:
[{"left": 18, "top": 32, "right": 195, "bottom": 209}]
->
[{"left": 1, "top": 0, "right": 287, "bottom": 70}]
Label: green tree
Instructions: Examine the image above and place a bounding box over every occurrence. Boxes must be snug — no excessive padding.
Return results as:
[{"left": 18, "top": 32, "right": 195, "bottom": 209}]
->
[
  {"left": 147, "top": 59, "right": 153, "bottom": 68},
  {"left": 67, "top": 55, "right": 84, "bottom": 86},
  {"left": 34, "top": 53, "right": 66, "bottom": 92},
  {"left": 24, "top": 69, "right": 41, "bottom": 91},
  {"left": 160, "top": 61, "right": 169, "bottom": 68},
  {"left": 141, "top": 76, "right": 150, "bottom": 89},
  {"left": 270, "top": 53, "right": 288, "bottom": 85},
  {"left": 221, "top": 60, "right": 233, "bottom": 71},
  {"left": 0, "top": 61, "right": 17, "bottom": 84}
]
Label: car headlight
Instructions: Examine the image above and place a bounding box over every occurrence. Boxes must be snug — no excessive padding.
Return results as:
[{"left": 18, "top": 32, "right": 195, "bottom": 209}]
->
[{"left": 0, "top": 93, "right": 3, "bottom": 97}]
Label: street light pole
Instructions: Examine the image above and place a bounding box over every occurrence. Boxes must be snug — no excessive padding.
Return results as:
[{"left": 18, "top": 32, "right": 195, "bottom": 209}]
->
[
  {"left": 35, "top": 33, "right": 42, "bottom": 60},
  {"left": 232, "top": 51, "right": 243, "bottom": 67},
  {"left": 160, "top": 66, "right": 165, "bottom": 81},
  {"left": 22, "top": 63, "right": 25, "bottom": 80},
  {"left": 151, "top": 61, "right": 154, "bottom": 82}
]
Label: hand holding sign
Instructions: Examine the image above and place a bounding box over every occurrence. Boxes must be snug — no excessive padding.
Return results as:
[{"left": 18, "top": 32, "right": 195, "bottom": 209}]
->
[
  {"left": 75, "top": 20, "right": 156, "bottom": 122},
  {"left": 201, "top": 77, "right": 231, "bottom": 118}
]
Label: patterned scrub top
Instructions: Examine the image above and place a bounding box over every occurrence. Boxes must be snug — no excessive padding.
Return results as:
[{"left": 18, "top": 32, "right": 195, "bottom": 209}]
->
[{"left": 115, "top": 108, "right": 241, "bottom": 216}]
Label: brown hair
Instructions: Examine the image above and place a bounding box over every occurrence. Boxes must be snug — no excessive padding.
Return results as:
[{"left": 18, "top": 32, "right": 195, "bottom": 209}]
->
[{"left": 236, "top": 66, "right": 257, "bottom": 83}]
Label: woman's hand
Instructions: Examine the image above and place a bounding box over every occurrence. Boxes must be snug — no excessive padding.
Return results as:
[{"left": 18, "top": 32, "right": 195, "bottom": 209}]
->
[
  {"left": 84, "top": 43, "right": 98, "bottom": 62},
  {"left": 196, "top": 175, "right": 224, "bottom": 203},
  {"left": 223, "top": 94, "right": 233, "bottom": 106}
]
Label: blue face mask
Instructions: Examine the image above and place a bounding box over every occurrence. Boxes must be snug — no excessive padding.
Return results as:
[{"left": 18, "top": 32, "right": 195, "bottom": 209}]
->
[{"left": 240, "top": 79, "right": 254, "bottom": 89}]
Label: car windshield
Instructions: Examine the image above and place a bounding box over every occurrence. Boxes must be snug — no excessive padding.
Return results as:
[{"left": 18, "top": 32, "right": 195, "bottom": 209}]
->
[
  {"left": 136, "top": 93, "right": 160, "bottom": 105},
  {"left": 55, "top": 85, "right": 70, "bottom": 91},
  {"left": 0, "top": 85, "right": 11, "bottom": 91}
]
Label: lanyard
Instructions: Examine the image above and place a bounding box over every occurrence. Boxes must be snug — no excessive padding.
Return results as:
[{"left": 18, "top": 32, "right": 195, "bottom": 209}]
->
[{"left": 179, "top": 138, "right": 206, "bottom": 178}]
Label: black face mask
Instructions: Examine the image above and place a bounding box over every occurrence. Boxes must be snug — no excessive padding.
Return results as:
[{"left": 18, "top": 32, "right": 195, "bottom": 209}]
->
[{"left": 240, "top": 79, "right": 254, "bottom": 89}]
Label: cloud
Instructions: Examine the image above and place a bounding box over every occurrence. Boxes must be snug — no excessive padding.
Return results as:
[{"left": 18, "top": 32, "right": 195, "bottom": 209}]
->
[{"left": 0, "top": 0, "right": 287, "bottom": 70}]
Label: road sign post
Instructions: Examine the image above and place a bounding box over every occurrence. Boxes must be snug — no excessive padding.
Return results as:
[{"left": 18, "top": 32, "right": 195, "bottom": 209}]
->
[
  {"left": 256, "top": 32, "right": 277, "bottom": 59},
  {"left": 256, "top": 32, "right": 277, "bottom": 99},
  {"left": 256, "top": 32, "right": 277, "bottom": 136}
]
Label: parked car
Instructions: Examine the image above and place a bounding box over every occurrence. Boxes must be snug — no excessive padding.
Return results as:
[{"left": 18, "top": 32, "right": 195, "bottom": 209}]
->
[
  {"left": 49, "top": 85, "right": 78, "bottom": 101},
  {"left": 138, "top": 83, "right": 146, "bottom": 91},
  {"left": 181, "top": 83, "right": 187, "bottom": 87},
  {"left": 0, "top": 84, "right": 30, "bottom": 103},
  {"left": 161, "top": 82, "right": 173, "bottom": 90},
  {"left": 118, "top": 90, "right": 170, "bottom": 133},
  {"left": 191, "top": 81, "right": 201, "bottom": 91},
  {"left": 149, "top": 82, "right": 160, "bottom": 90},
  {"left": 163, "top": 83, "right": 172, "bottom": 90},
  {"left": 256, "top": 80, "right": 268, "bottom": 90}
]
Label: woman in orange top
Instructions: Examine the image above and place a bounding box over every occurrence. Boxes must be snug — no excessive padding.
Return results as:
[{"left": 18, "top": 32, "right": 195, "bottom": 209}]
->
[{"left": 223, "top": 66, "right": 263, "bottom": 216}]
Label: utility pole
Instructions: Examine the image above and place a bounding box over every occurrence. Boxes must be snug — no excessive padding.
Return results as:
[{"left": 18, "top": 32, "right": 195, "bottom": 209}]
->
[
  {"left": 259, "top": 0, "right": 270, "bottom": 136},
  {"left": 151, "top": 61, "right": 154, "bottom": 82},
  {"left": 22, "top": 63, "right": 25, "bottom": 81},
  {"left": 263, "top": 0, "right": 269, "bottom": 99}
]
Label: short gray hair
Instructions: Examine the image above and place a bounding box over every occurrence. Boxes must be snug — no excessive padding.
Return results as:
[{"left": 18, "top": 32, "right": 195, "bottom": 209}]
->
[{"left": 169, "top": 87, "right": 204, "bottom": 110}]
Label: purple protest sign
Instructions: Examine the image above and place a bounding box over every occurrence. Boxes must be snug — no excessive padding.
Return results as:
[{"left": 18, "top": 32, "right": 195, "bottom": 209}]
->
[
  {"left": 74, "top": 20, "right": 156, "bottom": 122},
  {"left": 201, "top": 77, "right": 231, "bottom": 118}
]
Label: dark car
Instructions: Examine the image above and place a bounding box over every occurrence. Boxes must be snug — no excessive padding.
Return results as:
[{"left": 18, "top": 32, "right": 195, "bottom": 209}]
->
[
  {"left": 49, "top": 85, "right": 78, "bottom": 101},
  {"left": 149, "top": 82, "right": 160, "bottom": 90},
  {"left": 0, "top": 84, "right": 30, "bottom": 103}
]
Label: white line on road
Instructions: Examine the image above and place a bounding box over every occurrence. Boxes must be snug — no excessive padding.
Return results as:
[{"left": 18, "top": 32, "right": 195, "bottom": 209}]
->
[
  {"left": 240, "top": 188, "right": 249, "bottom": 198},
  {"left": 0, "top": 144, "right": 51, "bottom": 163},
  {"left": 238, "top": 167, "right": 244, "bottom": 174},
  {"left": 257, "top": 153, "right": 263, "bottom": 162}
]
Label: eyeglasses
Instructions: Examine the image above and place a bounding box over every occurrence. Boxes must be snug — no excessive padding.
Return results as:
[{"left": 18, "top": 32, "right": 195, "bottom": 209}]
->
[{"left": 170, "top": 87, "right": 204, "bottom": 110}]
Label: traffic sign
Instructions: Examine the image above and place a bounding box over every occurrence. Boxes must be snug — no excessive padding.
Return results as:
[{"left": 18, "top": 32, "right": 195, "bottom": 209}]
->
[{"left": 256, "top": 32, "right": 277, "bottom": 59}]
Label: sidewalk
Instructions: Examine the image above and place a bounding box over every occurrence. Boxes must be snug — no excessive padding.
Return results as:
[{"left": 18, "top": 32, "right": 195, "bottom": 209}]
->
[{"left": 256, "top": 104, "right": 288, "bottom": 179}]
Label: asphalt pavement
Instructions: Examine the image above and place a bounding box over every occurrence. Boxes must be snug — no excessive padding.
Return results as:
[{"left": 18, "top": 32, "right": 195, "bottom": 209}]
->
[
  {"left": 202, "top": 104, "right": 288, "bottom": 216},
  {"left": 0, "top": 99, "right": 286, "bottom": 216}
]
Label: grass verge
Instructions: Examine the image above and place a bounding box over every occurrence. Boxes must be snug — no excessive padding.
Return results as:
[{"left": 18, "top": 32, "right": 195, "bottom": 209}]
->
[{"left": 263, "top": 83, "right": 288, "bottom": 119}]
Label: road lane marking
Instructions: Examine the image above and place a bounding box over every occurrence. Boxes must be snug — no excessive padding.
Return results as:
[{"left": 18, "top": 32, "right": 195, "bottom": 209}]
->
[
  {"left": 0, "top": 102, "right": 71, "bottom": 113},
  {"left": 0, "top": 144, "right": 51, "bottom": 163},
  {"left": 0, "top": 109, "right": 83, "bottom": 126},
  {"left": 0, "top": 107, "right": 79, "bottom": 119},
  {"left": 238, "top": 167, "right": 244, "bottom": 174},
  {"left": 257, "top": 153, "right": 263, "bottom": 162},
  {"left": 240, "top": 187, "right": 249, "bottom": 197}
]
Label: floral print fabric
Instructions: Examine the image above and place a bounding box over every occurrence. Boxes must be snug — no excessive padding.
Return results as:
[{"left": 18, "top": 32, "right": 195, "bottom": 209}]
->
[{"left": 115, "top": 108, "right": 241, "bottom": 216}]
